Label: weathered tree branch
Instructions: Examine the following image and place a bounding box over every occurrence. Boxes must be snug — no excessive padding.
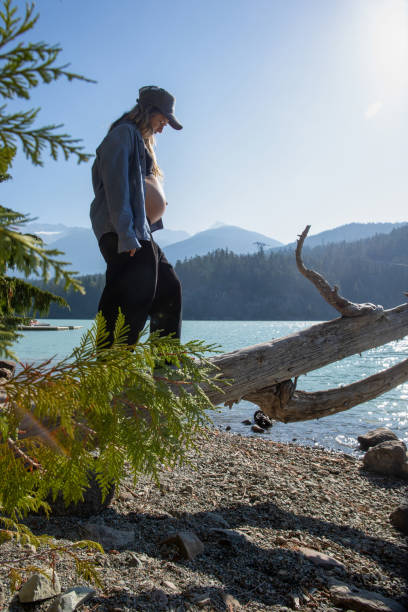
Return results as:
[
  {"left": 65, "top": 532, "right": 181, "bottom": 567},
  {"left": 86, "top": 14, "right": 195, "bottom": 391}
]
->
[
  {"left": 244, "top": 358, "right": 408, "bottom": 422},
  {"left": 206, "top": 302, "right": 408, "bottom": 407},
  {"left": 296, "top": 225, "right": 384, "bottom": 317}
]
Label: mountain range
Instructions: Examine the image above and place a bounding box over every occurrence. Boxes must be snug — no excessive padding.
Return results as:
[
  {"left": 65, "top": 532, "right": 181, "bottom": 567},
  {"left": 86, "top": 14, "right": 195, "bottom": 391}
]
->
[
  {"left": 21, "top": 221, "right": 407, "bottom": 275},
  {"left": 42, "top": 222, "right": 408, "bottom": 320}
]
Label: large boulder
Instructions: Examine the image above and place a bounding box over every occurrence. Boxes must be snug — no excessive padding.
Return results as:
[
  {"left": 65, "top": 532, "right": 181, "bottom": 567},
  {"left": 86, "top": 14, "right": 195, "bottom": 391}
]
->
[
  {"left": 357, "top": 427, "right": 400, "bottom": 451},
  {"left": 363, "top": 440, "right": 408, "bottom": 478}
]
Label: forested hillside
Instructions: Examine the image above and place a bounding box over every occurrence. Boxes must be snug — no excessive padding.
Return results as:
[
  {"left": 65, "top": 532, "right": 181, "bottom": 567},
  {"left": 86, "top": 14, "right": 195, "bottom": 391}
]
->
[{"left": 42, "top": 225, "right": 408, "bottom": 320}]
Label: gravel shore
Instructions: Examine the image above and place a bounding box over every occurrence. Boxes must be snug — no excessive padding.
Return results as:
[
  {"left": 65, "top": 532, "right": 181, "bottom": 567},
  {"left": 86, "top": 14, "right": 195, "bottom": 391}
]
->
[{"left": 1, "top": 429, "right": 407, "bottom": 611}]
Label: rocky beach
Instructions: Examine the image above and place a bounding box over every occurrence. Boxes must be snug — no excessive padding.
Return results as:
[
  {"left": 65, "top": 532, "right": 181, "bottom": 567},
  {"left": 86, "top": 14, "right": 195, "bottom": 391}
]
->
[{"left": 0, "top": 428, "right": 407, "bottom": 611}]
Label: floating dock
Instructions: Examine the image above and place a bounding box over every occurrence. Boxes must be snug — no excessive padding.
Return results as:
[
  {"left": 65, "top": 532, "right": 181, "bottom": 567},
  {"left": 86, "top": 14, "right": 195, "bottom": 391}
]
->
[{"left": 19, "top": 325, "right": 83, "bottom": 331}]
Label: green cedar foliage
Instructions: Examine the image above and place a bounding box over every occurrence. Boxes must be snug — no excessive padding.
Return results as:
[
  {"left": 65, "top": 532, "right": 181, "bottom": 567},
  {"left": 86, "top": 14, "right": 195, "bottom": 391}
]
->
[{"left": 1, "top": 312, "right": 218, "bottom": 519}]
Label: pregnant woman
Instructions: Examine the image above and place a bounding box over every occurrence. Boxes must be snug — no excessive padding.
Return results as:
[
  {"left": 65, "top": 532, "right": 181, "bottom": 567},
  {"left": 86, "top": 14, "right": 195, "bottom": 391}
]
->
[{"left": 90, "top": 86, "right": 183, "bottom": 346}]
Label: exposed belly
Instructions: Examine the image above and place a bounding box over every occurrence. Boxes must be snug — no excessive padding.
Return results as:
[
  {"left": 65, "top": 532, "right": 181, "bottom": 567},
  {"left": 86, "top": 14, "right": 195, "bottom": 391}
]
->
[{"left": 144, "top": 176, "right": 166, "bottom": 223}]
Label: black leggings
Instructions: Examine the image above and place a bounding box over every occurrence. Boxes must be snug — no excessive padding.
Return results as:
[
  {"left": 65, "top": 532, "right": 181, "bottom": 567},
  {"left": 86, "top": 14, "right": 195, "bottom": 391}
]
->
[{"left": 98, "top": 232, "right": 182, "bottom": 346}]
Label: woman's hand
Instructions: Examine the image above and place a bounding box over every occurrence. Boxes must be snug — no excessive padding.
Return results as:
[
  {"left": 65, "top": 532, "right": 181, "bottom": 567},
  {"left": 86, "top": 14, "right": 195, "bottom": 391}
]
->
[{"left": 129, "top": 249, "right": 137, "bottom": 257}]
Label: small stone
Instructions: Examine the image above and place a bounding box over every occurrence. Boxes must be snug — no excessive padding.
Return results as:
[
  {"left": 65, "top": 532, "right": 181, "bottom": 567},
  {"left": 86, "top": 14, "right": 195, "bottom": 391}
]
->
[
  {"left": 363, "top": 440, "right": 408, "bottom": 478},
  {"left": 197, "top": 596, "right": 211, "bottom": 607},
  {"left": 330, "top": 581, "right": 406, "bottom": 612},
  {"left": 298, "top": 547, "right": 345, "bottom": 570},
  {"left": 124, "top": 551, "right": 143, "bottom": 567},
  {"left": 18, "top": 569, "right": 61, "bottom": 603},
  {"left": 182, "top": 484, "right": 194, "bottom": 495},
  {"left": 251, "top": 424, "right": 265, "bottom": 434},
  {"left": 289, "top": 593, "right": 301, "bottom": 609},
  {"left": 190, "top": 591, "right": 211, "bottom": 606},
  {"left": 201, "top": 512, "right": 230, "bottom": 528},
  {"left": 357, "top": 427, "right": 400, "bottom": 451},
  {"left": 47, "top": 586, "right": 95, "bottom": 612},
  {"left": 207, "top": 528, "right": 250, "bottom": 549},
  {"left": 389, "top": 505, "right": 408, "bottom": 535},
  {"left": 254, "top": 410, "right": 273, "bottom": 428},
  {"left": 226, "top": 425, "right": 231, "bottom": 431},
  {"left": 118, "top": 491, "right": 134, "bottom": 502},
  {"left": 160, "top": 531, "right": 204, "bottom": 560},
  {"left": 163, "top": 580, "right": 178, "bottom": 592},
  {"left": 82, "top": 520, "right": 135, "bottom": 549},
  {"left": 241, "top": 419, "right": 252, "bottom": 425},
  {"left": 222, "top": 593, "right": 241, "bottom": 610}
]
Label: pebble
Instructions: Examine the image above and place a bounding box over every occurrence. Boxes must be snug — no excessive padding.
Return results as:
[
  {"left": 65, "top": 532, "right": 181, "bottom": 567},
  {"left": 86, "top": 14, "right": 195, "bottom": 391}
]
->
[
  {"left": 160, "top": 531, "right": 204, "bottom": 560},
  {"left": 118, "top": 491, "right": 134, "bottom": 502},
  {"left": 222, "top": 592, "right": 241, "bottom": 609},
  {"left": 81, "top": 519, "right": 135, "bottom": 549},
  {"left": 298, "top": 546, "right": 346, "bottom": 570},
  {"left": 124, "top": 551, "right": 143, "bottom": 567},
  {"left": 251, "top": 424, "right": 265, "bottom": 434},
  {"left": 46, "top": 586, "right": 95, "bottom": 611},
  {"left": 330, "top": 580, "right": 407, "bottom": 612}
]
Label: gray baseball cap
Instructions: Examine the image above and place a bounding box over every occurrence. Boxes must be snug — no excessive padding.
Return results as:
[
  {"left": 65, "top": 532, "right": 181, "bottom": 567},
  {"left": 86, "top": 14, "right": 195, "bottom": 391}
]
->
[{"left": 138, "top": 85, "right": 183, "bottom": 130}]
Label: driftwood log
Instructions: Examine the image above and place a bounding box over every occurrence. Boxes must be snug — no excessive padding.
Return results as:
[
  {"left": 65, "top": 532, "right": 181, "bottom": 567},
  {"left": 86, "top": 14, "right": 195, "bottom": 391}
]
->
[{"left": 206, "top": 225, "right": 408, "bottom": 421}]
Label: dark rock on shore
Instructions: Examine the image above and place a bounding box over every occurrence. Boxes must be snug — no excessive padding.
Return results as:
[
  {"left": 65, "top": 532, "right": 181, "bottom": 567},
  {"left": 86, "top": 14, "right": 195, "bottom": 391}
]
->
[
  {"left": 358, "top": 427, "right": 400, "bottom": 451},
  {"left": 254, "top": 410, "right": 273, "bottom": 429}
]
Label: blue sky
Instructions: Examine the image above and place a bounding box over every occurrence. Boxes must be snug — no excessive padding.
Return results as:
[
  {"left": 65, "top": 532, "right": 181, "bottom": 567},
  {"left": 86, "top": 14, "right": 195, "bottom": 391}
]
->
[{"left": 3, "top": 0, "right": 408, "bottom": 243}]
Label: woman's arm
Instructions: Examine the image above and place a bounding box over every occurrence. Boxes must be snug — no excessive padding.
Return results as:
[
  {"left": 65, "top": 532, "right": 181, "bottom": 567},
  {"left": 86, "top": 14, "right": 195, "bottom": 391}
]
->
[{"left": 97, "top": 124, "right": 142, "bottom": 254}]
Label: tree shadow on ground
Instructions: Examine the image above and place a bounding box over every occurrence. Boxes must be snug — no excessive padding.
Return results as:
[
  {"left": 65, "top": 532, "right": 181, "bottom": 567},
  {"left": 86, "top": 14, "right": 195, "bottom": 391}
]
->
[{"left": 23, "top": 495, "right": 408, "bottom": 611}]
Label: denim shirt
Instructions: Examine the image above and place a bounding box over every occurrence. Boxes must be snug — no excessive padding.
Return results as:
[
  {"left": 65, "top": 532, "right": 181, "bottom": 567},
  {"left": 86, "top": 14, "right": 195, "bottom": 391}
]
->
[{"left": 90, "top": 122, "right": 163, "bottom": 254}]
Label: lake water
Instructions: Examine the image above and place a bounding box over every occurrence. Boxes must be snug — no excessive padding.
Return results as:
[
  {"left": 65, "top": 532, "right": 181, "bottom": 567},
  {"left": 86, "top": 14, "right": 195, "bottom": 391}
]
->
[{"left": 11, "top": 319, "right": 408, "bottom": 455}]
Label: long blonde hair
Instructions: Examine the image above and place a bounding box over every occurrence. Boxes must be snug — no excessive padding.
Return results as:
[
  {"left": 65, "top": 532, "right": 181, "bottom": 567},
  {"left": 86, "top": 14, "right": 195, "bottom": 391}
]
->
[{"left": 110, "top": 103, "right": 163, "bottom": 179}]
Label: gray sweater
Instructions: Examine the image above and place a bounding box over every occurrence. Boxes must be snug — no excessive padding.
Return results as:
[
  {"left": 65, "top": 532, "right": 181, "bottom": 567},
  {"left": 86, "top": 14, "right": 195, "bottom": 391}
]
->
[{"left": 90, "top": 122, "right": 162, "bottom": 254}]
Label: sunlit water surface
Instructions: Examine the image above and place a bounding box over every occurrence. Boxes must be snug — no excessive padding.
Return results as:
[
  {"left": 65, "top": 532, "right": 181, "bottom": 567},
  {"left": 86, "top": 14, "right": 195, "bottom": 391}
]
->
[{"left": 12, "top": 320, "right": 408, "bottom": 455}]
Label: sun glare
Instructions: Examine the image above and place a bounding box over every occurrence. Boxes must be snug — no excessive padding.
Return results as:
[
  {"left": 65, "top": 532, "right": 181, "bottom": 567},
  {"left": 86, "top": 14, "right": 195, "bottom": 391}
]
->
[{"left": 367, "top": 0, "right": 408, "bottom": 94}]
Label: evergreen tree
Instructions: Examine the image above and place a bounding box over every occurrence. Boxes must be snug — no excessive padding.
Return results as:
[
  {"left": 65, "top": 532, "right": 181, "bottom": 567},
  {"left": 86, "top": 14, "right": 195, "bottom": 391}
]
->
[{"left": 0, "top": 0, "right": 93, "bottom": 357}]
